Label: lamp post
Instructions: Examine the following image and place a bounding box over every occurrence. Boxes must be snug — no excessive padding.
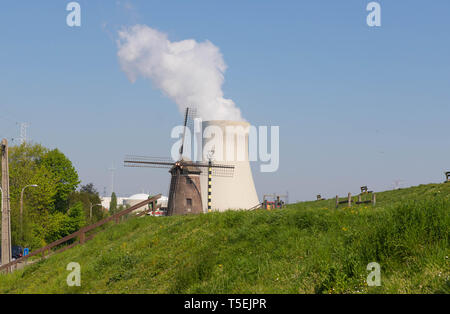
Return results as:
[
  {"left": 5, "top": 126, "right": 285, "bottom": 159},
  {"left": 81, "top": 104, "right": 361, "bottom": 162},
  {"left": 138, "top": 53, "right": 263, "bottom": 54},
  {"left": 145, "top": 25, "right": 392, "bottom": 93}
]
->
[
  {"left": 20, "top": 184, "right": 38, "bottom": 238},
  {"left": 89, "top": 202, "right": 102, "bottom": 220}
]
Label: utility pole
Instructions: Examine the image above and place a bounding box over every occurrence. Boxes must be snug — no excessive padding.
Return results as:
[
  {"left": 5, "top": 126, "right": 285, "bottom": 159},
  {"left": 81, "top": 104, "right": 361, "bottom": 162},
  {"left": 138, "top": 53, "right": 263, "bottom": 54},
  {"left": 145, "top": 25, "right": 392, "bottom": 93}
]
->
[{"left": 1, "top": 138, "right": 12, "bottom": 266}]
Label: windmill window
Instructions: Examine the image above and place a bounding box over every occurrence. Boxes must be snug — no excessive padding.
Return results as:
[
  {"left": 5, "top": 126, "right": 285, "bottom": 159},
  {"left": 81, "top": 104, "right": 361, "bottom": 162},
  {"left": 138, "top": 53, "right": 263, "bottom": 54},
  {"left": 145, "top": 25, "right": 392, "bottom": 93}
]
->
[
  {"left": 186, "top": 177, "right": 192, "bottom": 184},
  {"left": 187, "top": 198, "right": 192, "bottom": 211}
]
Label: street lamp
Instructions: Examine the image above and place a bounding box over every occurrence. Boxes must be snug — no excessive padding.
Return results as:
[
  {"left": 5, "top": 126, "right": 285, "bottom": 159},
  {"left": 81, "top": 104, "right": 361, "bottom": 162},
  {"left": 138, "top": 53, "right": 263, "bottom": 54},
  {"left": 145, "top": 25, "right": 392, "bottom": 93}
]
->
[
  {"left": 89, "top": 202, "right": 102, "bottom": 220},
  {"left": 20, "top": 184, "right": 38, "bottom": 238}
]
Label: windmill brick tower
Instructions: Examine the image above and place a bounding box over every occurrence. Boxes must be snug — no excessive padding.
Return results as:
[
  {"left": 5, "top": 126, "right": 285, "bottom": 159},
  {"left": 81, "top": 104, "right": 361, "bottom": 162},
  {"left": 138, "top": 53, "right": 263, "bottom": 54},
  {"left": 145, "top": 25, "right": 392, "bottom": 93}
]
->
[{"left": 167, "top": 161, "right": 203, "bottom": 215}]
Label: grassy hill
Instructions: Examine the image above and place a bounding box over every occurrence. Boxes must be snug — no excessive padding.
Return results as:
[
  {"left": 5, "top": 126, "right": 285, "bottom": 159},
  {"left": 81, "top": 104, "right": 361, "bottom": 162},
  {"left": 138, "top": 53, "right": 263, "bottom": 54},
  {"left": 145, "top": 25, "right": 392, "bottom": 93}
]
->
[{"left": 0, "top": 183, "right": 449, "bottom": 294}]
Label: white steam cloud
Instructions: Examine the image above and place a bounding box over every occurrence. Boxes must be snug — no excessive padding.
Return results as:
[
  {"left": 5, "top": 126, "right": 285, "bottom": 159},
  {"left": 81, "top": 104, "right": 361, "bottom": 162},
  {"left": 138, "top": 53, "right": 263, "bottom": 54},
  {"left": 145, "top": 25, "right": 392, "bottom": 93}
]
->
[{"left": 117, "top": 25, "right": 243, "bottom": 121}]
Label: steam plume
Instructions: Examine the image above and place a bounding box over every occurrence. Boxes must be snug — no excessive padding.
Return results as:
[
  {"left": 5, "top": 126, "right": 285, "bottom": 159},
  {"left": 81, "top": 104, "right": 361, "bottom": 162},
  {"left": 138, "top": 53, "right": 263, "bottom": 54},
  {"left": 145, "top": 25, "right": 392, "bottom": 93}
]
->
[{"left": 117, "top": 25, "right": 243, "bottom": 121}]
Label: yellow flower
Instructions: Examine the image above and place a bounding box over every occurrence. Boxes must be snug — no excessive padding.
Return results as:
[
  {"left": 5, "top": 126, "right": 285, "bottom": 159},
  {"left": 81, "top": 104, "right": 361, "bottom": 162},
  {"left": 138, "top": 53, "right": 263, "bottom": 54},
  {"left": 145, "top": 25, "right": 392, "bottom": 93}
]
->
[{"left": 342, "top": 227, "right": 348, "bottom": 231}]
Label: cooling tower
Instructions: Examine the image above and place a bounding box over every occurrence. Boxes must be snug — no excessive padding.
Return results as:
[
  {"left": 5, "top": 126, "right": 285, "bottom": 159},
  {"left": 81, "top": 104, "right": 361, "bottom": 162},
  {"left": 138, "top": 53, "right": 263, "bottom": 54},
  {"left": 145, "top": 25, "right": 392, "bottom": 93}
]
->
[{"left": 198, "top": 120, "right": 259, "bottom": 212}]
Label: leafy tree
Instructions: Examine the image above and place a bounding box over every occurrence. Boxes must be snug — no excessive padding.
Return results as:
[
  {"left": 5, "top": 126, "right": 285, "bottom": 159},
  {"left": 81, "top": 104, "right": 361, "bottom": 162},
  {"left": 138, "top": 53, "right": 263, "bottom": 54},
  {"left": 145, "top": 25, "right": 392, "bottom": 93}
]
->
[
  {"left": 8, "top": 143, "right": 58, "bottom": 212},
  {"left": 40, "top": 148, "right": 80, "bottom": 212},
  {"left": 4, "top": 143, "right": 83, "bottom": 249},
  {"left": 43, "top": 212, "right": 72, "bottom": 244},
  {"left": 80, "top": 183, "right": 99, "bottom": 195},
  {"left": 110, "top": 192, "right": 118, "bottom": 215},
  {"left": 8, "top": 143, "right": 59, "bottom": 247},
  {"left": 69, "top": 183, "right": 105, "bottom": 223},
  {"left": 67, "top": 202, "right": 86, "bottom": 231}
]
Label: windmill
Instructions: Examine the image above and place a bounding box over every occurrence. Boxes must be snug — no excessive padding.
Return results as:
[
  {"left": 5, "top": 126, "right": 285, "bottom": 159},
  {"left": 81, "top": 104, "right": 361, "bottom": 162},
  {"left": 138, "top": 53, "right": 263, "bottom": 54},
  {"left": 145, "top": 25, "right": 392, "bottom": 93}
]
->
[{"left": 124, "top": 108, "right": 234, "bottom": 216}]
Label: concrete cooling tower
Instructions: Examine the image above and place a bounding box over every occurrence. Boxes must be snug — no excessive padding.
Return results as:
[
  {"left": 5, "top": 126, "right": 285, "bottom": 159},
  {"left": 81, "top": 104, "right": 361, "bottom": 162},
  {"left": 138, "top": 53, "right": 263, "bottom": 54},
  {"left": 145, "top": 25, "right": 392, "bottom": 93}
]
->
[{"left": 198, "top": 120, "right": 259, "bottom": 212}]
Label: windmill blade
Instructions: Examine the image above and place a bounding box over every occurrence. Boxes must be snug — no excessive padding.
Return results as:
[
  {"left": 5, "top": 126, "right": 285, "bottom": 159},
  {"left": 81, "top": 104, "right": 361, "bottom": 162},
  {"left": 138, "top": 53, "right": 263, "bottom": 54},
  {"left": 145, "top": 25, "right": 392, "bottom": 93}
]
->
[
  {"left": 179, "top": 107, "right": 189, "bottom": 159},
  {"left": 186, "top": 107, "right": 197, "bottom": 129},
  {"left": 124, "top": 155, "right": 175, "bottom": 169},
  {"left": 183, "top": 162, "right": 235, "bottom": 170},
  {"left": 182, "top": 162, "right": 235, "bottom": 178},
  {"left": 124, "top": 162, "right": 174, "bottom": 169},
  {"left": 177, "top": 167, "right": 234, "bottom": 178},
  {"left": 179, "top": 107, "right": 198, "bottom": 159},
  {"left": 208, "top": 162, "right": 234, "bottom": 177},
  {"left": 204, "top": 167, "right": 235, "bottom": 178}
]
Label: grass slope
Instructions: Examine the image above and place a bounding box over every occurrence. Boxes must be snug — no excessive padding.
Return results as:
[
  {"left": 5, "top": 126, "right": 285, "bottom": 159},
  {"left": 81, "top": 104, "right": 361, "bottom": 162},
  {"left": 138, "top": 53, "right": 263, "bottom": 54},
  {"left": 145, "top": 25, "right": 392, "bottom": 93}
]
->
[{"left": 0, "top": 183, "right": 449, "bottom": 294}]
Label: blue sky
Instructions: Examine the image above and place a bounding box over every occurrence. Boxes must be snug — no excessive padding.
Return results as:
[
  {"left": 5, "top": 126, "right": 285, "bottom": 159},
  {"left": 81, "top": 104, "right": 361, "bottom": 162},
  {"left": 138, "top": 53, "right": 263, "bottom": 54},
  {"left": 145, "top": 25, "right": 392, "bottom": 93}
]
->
[{"left": 0, "top": 1, "right": 449, "bottom": 202}]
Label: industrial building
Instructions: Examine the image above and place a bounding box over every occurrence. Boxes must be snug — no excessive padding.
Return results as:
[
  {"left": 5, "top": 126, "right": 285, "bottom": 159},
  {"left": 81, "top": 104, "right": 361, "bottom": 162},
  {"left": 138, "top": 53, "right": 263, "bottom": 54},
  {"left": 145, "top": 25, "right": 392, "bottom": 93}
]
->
[
  {"left": 198, "top": 120, "right": 260, "bottom": 212},
  {"left": 101, "top": 194, "right": 168, "bottom": 214}
]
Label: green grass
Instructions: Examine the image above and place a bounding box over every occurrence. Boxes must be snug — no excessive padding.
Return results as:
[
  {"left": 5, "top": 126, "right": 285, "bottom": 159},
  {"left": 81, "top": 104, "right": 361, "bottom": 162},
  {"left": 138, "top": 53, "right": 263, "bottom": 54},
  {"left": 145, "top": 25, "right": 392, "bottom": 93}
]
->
[{"left": 0, "top": 183, "right": 449, "bottom": 294}]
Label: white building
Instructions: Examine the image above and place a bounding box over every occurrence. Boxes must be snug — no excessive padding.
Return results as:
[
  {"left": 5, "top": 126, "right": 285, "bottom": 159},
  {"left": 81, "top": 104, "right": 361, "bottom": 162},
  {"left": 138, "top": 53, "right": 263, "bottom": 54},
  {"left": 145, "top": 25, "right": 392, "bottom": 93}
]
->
[{"left": 101, "top": 194, "right": 168, "bottom": 214}]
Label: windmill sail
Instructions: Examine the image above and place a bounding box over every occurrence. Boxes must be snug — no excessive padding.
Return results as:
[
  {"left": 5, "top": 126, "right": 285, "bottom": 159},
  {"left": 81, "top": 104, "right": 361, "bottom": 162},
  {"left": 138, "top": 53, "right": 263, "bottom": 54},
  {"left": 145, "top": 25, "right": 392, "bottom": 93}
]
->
[
  {"left": 179, "top": 107, "right": 197, "bottom": 160},
  {"left": 124, "top": 156, "right": 175, "bottom": 169}
]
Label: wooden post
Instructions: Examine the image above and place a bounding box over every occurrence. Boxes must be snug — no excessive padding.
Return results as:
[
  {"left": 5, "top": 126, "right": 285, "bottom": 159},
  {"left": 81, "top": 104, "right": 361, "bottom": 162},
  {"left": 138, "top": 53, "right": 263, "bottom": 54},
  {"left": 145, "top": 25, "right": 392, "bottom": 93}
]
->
[
  {"left": 1, "top": 138, "right": 12, "bottom": 266},
  {"left": 335, "top": 195, "right": 339, "bottom": 208},
  {"left": 372, "top": 193, "right": 376, "bottom": 206},
  {"left": 348, "top": 193, "right": 352, "bottom": 207},
  {"left": 358, "top": 194, "right": 362, "bottom": 204},
  {"left": 79, "top": 232, "right": 86, "bottom": 244}
]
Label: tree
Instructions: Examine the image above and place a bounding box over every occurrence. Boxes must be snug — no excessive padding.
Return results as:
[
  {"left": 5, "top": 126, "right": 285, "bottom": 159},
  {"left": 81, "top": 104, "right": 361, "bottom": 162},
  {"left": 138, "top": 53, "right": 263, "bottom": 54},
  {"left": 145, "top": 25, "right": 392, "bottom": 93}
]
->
[
  {"left": 110, "top": 192, "right": 118, "bottom": 215},
  {"left": 40, "top": 149, "right": 80, "bottom": 213},
  {"left": 8, "top": 143, "right": 59, "bottom": 247},
  {"left": 67, "top": 202, "right": 86, "bottom": 231},
  {"left": 69, "top": 183, "right": 105, "bottom": 223},
  {"left": 8, "top": 143, "right": 57, "bottom": 211},
  {"left": 80, "top": 183, "right": 98, "bottom": 195},
  {"left": 4, "top": 143, "right": 82, "bottom": 249},
  {"left": 43, "top": 202, "right": 85, "bottom": 244}
]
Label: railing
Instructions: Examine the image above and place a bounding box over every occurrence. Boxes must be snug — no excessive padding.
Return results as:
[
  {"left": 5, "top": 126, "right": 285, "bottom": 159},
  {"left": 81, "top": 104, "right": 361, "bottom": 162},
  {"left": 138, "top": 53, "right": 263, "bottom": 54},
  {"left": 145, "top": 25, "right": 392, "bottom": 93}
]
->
[
  {"left": 335, "top": 192, "right": 376, "bottom": 208},
  {"left": 0, "top": 194, "right": 161, "bottom": 273}
]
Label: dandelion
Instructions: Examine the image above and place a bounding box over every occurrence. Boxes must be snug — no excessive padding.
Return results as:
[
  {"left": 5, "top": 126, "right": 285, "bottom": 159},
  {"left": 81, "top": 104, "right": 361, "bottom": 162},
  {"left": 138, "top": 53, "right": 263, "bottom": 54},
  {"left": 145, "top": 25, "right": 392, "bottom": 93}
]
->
[{"left": 342, "top": 227, "right": 348, "bottom": 232}]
